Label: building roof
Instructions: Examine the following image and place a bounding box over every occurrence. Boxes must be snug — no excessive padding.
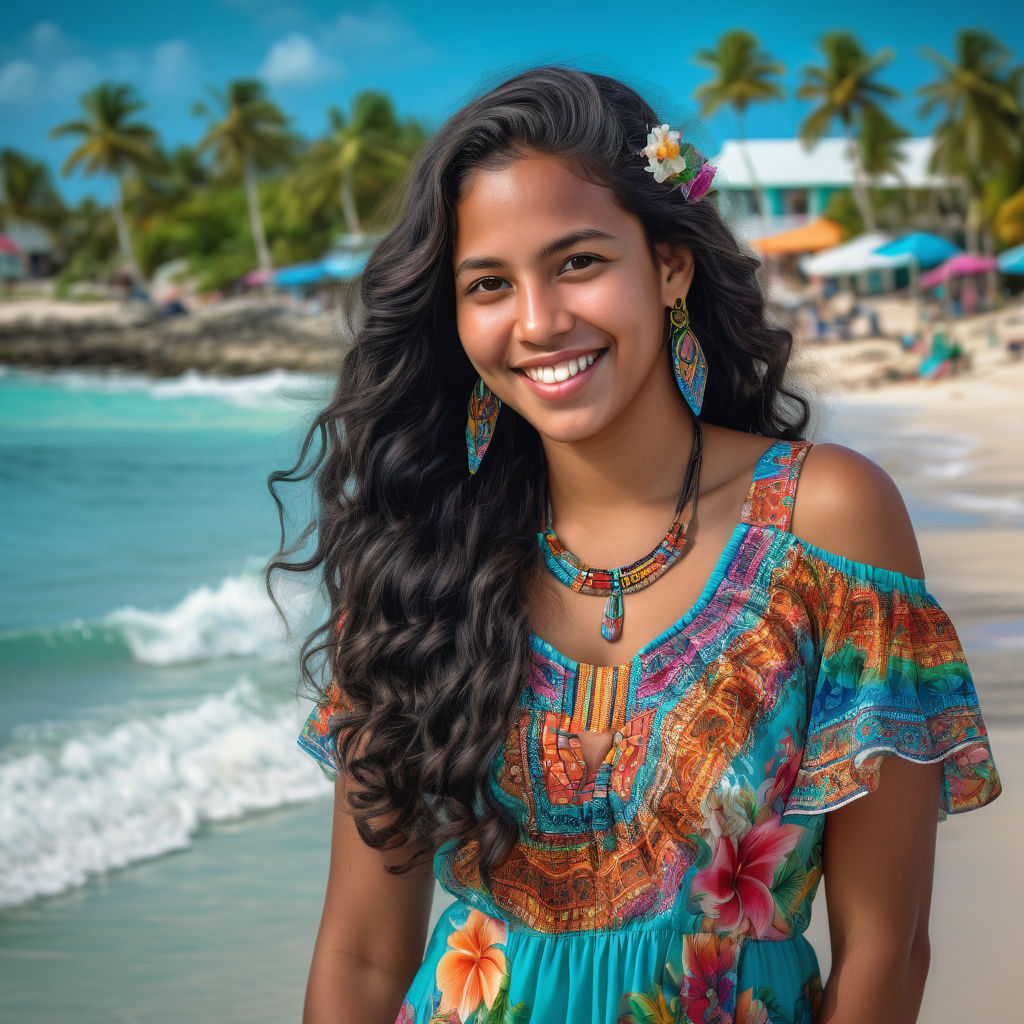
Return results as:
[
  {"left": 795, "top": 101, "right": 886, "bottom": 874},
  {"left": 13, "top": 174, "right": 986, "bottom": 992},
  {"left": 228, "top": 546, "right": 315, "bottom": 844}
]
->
[{"left": 711, "top": 137, "right": 952, "bottom": 190}]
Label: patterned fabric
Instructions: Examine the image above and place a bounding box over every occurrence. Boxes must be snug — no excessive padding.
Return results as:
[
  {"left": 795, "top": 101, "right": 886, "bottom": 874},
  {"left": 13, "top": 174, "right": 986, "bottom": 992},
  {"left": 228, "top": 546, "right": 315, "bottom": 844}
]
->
[{"left": 297, "top": 438, "right": 1002, "bottom": 1024}]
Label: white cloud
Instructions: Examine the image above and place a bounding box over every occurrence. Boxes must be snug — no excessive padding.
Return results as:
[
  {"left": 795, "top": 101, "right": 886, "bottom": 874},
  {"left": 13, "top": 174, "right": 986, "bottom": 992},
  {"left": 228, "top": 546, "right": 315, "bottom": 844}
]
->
[
  {"left": 328, "top": 5, "right": 434, "bottom": 66},
  {"left": 28, "top": 21, "right": 66, "bottom": 53},
  {"left": 151, "top": 40, "right": 193, "bottom": 94},
  {"left": 259, "top": 32, "right": 342, "bottom": 85},
  {"left": 334, "top": 6, "right": 402, "bottom": 48},
  {"left": 0, "top": 60, "right": 41, "bottom": 105},
  {"left": 49, "top": 57, "right": 101, "bottom": 100}
]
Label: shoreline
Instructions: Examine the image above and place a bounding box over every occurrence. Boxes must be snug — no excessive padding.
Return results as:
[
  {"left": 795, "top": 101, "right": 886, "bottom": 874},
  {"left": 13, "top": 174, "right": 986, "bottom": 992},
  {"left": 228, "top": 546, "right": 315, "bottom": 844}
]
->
[
  {"left": 2, "top": 293, "right": 1022, "bottom": 385},
  {"left": 0, "top": 298, "right": 348, "bottom": 378}
]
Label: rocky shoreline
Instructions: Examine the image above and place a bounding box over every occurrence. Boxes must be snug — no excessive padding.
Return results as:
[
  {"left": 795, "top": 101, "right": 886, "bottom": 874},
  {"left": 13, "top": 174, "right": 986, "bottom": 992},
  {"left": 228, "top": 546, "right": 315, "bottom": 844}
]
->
[{"left": 0, "top": 302, "right": 348, "bottom": 378}]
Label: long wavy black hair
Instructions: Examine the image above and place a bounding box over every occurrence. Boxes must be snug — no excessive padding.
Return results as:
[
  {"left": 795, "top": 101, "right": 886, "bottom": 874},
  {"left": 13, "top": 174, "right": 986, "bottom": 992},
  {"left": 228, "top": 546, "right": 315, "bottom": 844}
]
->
[{"left": 266, "top": 66, "right": 811, "bottom": 877}]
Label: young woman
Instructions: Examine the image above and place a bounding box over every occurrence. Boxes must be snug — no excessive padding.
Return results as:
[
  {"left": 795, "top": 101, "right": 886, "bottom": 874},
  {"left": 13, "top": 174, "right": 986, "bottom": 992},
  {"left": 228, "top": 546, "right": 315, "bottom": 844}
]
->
[{"left": 272, "top": 67, "right": 1002, "bottom": 1024}]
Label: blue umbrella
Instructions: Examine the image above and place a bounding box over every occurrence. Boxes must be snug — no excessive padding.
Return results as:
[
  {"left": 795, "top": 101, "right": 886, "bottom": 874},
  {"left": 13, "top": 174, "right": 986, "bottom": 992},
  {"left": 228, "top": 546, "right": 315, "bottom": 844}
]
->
[
  {"left": 274, "top": 261, "right": 329, "bottom": 287},
  {"left": 322, "top": 251, "right": 369, "bottom": 279},
  {"left": 997, "top": 243, "right": 1024, "bottom": 275},
  {"left": 873, "top": 232, "right": 962, "bottom": 269}
]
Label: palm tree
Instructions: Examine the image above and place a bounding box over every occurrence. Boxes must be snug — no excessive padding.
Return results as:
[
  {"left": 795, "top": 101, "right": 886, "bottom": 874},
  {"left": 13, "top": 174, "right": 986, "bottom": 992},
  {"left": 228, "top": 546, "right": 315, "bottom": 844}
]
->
[
  {"left": 692, "top": 30, "right": 785, "bottom": 221},
  {"left": 856, "top": 107, "right": 910, "bottom": 226},
  {"left": 193, "top": 79, "right": 293, "bottom": 274},
  {"left": 0, "top": 148, "right": 64, "bottom": 234},
  {"left": 797, "top": 32, "right": 902, "bottom": 232},
  {"left": 918, "top": 29, "right": 1023, "bottom": 254},
  {"left": 50, "top": 82, "right": 158, "bottom": 282},
  {"left": 287, "top": 92, "right": 418, "bottom": 237}
]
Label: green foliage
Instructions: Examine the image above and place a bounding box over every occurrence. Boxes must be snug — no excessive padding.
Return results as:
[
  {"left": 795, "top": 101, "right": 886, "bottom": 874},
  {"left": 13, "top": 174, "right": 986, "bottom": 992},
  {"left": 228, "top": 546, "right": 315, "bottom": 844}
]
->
[
  {"left": 282, "top": 90, "right": 422, "bottom": 235},
  {"left": 693, "top": 30, "right": 786, "bottom": 120},
  {"left": 797, "top": 31, "right": 901, "bottom": 144},
  {"left": 770, "top": 849, "right": 807, "bottom": 915},
  {"left": 477, "top": 974, "right": 531, "bottom": 1024},
  {"left": 50, "top": 82, "right": 158, "bottom": 179},
  {"left": 55, "top": 197, "right": 118, "bottom": 286},
  {"left": 193, "top": 79, "right": 296, "bottom": 179},
  {"left": 821, "top": 190, "right": 864, "bottom": 236},
  {"left": 0, "top": 148, "right": 65, "bottom": 232}
]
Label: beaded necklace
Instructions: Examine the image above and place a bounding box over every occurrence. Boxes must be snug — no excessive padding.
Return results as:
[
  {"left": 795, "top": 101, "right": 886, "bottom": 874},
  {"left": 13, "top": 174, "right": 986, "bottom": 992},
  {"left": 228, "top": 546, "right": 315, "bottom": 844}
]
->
[{"left": 536, "top": 413, "right": 703, "bottom": 642}]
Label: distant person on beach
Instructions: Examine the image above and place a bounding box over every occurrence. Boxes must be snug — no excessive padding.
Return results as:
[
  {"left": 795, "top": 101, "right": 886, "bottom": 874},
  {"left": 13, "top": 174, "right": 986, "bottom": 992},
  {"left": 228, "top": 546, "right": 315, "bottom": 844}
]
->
[{"left": 269, "top": 66, "right": 1002, "bottom": 1024}]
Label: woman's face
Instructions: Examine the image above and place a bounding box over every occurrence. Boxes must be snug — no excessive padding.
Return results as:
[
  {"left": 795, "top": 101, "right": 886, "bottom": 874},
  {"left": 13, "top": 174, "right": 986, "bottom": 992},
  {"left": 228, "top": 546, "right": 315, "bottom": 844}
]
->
[{"left": 453, "top": 152, "right": 693, "bottom": 446}]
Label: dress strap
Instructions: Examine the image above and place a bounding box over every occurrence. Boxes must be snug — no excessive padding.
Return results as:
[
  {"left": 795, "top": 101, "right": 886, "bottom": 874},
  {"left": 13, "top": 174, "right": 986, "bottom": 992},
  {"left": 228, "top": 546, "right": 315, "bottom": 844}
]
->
[{"left": 739, "top": 438, "right": 813, "bottom": 533}]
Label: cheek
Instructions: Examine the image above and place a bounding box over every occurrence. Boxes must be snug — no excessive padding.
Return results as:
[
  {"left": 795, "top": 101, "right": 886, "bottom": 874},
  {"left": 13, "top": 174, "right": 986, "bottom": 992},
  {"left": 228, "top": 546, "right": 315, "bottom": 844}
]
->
[{"left": 456, "top": 302, "right": 511, "bottom": 372}]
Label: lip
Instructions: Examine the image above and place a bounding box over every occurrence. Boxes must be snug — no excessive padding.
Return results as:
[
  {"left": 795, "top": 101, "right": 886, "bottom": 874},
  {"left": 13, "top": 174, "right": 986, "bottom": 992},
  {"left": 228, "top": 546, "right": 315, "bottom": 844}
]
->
[{"left": 515, "top": 348, "right": 606, "bottom": 399}]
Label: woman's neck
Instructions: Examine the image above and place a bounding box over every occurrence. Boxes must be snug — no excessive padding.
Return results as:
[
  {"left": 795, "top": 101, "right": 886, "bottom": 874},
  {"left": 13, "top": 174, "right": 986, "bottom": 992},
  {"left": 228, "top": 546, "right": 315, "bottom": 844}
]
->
[{"left": 539, "top": 365, "right": 698, "bottom": 532}]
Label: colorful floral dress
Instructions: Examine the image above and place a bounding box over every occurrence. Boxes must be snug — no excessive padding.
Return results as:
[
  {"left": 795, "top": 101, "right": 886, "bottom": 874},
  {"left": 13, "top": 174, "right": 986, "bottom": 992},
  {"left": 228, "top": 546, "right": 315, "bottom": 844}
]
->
[{"left": 297, "top": 438, "right": 1002, "bottom": 1024}]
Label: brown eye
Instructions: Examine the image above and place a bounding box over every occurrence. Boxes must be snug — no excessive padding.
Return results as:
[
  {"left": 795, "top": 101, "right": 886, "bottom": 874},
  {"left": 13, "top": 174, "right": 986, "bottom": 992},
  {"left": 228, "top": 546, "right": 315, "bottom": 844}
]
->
[
  {"left": 477, "top": 277, "right": 505, "bottom": 291},
  {"left": 562, "top": 254, "right": 602, "bottom": 273}
]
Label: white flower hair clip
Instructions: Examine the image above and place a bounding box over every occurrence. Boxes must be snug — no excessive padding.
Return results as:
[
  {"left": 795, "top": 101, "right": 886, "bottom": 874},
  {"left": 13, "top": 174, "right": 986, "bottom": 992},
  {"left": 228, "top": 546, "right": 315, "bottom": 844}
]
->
[{"left": 639, "top": 124, "right": 716, "bottom": 201}]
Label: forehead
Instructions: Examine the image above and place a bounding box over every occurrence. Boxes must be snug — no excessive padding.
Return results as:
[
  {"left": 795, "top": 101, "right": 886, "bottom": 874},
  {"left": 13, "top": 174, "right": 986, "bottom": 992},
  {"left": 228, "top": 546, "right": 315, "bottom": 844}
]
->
[{"left": 453, "top": 153, "right": 633, "bottom": 257}]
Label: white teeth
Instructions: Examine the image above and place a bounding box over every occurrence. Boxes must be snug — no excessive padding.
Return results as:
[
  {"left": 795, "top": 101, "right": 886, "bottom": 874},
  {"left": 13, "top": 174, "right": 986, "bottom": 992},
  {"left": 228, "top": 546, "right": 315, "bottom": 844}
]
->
[{"left": 523, "top": 351, "right": 599, "bottom": 384}]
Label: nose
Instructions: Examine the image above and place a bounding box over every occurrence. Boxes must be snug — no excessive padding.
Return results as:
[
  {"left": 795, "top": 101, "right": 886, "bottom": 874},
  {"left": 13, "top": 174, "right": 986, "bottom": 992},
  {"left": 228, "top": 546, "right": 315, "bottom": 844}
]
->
[{"left": 515, "top": 279, "right": 575, "bottom": 346}]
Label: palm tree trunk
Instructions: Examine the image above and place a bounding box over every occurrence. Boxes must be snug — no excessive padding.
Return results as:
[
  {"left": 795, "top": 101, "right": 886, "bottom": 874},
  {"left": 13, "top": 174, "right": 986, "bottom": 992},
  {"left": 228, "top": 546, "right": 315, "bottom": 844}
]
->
[
  {"left": 964, "top": 181, "right": 982, "bottom": 254},
  {"left": 340, "top": 165, "right": 361, "bottom": 237},
  {"left": 843, "top": 122, "right": 876, "bottom": 232},
  {"left": 736, "top": 111, "right": 768, "bottom": 227},
  {"left": 113, "top": 173, "right": 143, "bottom": 286},
  {"left": 243, "top": 155, "right": 273, "bottom": 274}
]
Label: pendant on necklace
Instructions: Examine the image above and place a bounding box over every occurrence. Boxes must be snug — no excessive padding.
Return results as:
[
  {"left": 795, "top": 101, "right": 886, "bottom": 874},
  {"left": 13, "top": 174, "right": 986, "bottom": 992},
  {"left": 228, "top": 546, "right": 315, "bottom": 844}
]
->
[
  {"left": 600, "top": 570, "right": 624, "bottom": 641},
  {"left": 600, "top": 589, "right": 623, "bottom": 641}
]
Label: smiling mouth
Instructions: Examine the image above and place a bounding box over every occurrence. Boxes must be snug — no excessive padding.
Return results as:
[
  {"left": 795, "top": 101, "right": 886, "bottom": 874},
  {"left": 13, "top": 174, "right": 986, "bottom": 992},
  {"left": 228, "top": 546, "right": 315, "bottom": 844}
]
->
[{"left": 516, "top": 348, "right": 607, "bottom": 384}]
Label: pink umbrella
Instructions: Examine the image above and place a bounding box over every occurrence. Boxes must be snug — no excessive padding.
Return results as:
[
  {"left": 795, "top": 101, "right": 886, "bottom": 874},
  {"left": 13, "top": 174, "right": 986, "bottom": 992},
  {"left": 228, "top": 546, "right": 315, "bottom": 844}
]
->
[
  {"left": 0, "top": 234, "right": 20, "bottom": 254},
  {"left": 241, "top": 268, "right": 271, "bottom": 287},
  {"left": 921, "top": 253, "right": 998, "bottom": 288}
]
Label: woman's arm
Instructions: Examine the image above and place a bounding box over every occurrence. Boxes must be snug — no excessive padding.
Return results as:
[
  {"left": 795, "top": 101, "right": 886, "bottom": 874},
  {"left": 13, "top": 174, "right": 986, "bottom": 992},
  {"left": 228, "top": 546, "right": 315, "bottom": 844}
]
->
[
  {"left": 791, "top": 444, "right": 946, "bottom": 1022},
  {"left": 304, "top": 771, "right": 435, "bottom": 1024},
  {"left": 815, "top": 756, "right": 943, "bottom": 1023}
]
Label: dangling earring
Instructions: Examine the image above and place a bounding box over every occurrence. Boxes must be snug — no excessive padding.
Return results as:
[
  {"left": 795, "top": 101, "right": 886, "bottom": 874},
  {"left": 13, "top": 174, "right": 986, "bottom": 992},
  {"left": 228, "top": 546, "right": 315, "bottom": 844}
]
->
[
  {"left": 669, "top": 297, "right": 707, "bottom": 416},
  {"left": 465, "top": 377, "right": 501, "bottom": 475}
]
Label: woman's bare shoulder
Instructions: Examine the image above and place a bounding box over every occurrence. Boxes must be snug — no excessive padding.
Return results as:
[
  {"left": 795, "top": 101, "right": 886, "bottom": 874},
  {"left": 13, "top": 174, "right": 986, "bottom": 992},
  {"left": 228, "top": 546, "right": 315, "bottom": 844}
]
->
[{"left": 791, "top": 441, "right": 926, "bottom": 579}]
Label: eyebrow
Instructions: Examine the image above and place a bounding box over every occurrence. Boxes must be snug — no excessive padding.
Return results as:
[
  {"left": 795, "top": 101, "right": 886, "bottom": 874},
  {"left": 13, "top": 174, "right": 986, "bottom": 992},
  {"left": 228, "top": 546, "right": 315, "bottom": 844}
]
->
[{"left": 454, "top": 228, "right": 617, "bottom": 278}]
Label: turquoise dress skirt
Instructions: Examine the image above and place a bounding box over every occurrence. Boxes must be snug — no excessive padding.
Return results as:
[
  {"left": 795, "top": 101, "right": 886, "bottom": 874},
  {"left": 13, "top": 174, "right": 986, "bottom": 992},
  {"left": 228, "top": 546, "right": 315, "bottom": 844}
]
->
[{"left": 298, "top": 439, "right": 1002, "bottom": 1023}]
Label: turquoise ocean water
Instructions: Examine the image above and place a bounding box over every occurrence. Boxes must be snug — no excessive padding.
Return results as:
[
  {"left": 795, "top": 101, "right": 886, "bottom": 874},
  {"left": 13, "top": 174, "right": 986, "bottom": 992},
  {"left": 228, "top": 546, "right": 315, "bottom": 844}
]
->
[
  {"left": 1, "top": 366, "right": 1019, "bottom": 1021},
  {"left": 0, "top": 367, "right": 346, "bottom": 1021}
]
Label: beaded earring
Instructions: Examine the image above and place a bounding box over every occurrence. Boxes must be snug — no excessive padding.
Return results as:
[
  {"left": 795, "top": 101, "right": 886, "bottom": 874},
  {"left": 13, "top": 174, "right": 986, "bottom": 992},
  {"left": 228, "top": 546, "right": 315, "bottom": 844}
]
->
[
  {"left": 669, "top": 298, "right": 707, "bottom": 416},
  {"left": 465, "top": 377, "right": 501, "bottom": 475}
]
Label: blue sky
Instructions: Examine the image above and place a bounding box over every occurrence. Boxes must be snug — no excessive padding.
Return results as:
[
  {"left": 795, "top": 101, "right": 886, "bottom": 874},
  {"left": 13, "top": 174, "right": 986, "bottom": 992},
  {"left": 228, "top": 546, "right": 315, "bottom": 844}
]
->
[{"left": 2, "top": 1, "right": 1021, "bottom": 202}]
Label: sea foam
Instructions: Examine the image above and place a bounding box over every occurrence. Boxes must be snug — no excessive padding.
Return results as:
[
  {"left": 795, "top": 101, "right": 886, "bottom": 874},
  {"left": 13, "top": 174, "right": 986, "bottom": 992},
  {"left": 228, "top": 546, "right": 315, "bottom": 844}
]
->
[
  {"left": 0, "top": 678, "right": 332, "bottom": 910},
  {"left": 105, "top": 568, "right": 321, "bottom": 666}
]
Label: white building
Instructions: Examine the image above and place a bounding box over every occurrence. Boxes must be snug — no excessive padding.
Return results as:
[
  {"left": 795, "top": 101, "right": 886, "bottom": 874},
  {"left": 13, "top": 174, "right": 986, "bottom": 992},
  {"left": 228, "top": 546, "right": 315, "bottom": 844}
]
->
[{"left": 710, "top": 137, "right": 955, "bottom": 242}]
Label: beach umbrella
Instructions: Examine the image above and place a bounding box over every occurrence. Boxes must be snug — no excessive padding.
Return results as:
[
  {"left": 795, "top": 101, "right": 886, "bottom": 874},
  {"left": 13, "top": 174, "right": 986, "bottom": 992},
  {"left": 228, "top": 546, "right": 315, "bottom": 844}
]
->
[
  {"left": 872, "top": 234, "right": 964, "bottom": 331},
  {"left": 997, "top": 243, "right": 1024, "bottom": 275},
  {"left": 750, "top": 217, "right": 845, "bottom": 255},
  {"left": 873, "top": 233, "right": 962, "bottom": 269},
  {"left": 274, "top": 261, "right": 329, "bottom": 287},
  {"left": 321, "top": 251, "right": 369, "bottom": 279},
  {"left": 920, "top": 253, "right": 999, "bottom": 289},
  {"left": 798, "top": 232, "right": 902, "bottom": 277},
  {"left": 242, "top": 268, "right": 272, "bottom": 287}
]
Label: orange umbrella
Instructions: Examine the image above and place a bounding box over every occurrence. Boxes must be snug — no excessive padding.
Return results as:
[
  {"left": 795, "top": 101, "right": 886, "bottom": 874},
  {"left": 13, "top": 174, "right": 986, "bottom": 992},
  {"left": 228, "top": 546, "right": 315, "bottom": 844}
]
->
[{"left": 750, "top": 217, "right": 845, "bottom": 255}]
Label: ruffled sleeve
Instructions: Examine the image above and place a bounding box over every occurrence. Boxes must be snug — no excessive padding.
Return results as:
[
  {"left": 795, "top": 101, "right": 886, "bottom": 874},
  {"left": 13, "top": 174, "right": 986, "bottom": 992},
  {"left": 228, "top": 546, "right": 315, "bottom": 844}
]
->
[
  {"left": 784, "top": 541, "right": 1002, "bottom": 821},
  {"left": 296, "top": 611, "right": 352, "bottom": 782},
  {"left": 297, "top": 679, "right": 352, "bottom": 782}
]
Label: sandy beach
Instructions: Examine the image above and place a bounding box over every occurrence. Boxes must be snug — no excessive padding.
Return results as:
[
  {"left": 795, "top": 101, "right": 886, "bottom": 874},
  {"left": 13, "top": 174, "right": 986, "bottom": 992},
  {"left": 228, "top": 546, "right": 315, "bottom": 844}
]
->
[{"left": 787, "top": 316, "right": 1023, "bottom": 1019}]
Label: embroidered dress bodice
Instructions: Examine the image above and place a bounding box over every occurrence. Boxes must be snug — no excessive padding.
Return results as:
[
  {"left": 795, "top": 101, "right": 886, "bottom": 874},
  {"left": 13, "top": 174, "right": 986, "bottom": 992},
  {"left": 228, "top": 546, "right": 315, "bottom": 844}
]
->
[{"left": 298, "top": 437, "right": 1001, "bottom": 1024}]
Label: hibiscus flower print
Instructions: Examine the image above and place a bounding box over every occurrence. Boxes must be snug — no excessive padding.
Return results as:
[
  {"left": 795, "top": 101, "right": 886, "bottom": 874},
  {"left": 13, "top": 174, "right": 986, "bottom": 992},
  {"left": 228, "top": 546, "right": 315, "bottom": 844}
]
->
[
  {"left": 436, "top": 910, "right": 508, "bottom": 1021},
  {"left": 678, "top": 933, "right": 739, "bottom": 1021},
  {"left": 691, "top": 812, "right": 803, "bottom": 938}
]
